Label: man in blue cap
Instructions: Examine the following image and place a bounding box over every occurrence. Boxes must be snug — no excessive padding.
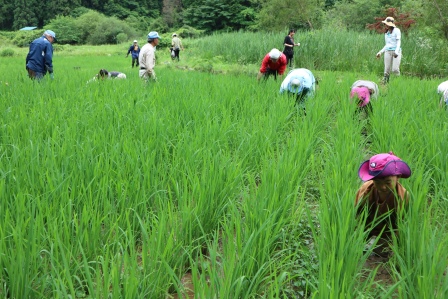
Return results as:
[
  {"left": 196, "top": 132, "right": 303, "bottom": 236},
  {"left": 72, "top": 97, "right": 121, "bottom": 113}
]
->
[
  {"left": 139, "top": 31, "right": 160, "bottom": 81},
  {"left": 26, "top": 30, "right": 56, "bottom": 80}
]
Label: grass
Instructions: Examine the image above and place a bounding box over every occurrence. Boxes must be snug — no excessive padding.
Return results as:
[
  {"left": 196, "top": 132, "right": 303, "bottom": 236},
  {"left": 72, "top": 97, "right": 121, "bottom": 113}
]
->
[{"left": 0, "top": 32, "right": 447, "bottom": 298}]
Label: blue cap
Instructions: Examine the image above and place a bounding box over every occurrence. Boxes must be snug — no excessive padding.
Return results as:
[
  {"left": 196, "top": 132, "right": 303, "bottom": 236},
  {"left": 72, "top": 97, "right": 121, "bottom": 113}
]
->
[
  {"left": 147, "top": 31, "right": 161, "bottom": 39},
  {"left": 44, "top": 30, "right": 56, "bottom": 41}
]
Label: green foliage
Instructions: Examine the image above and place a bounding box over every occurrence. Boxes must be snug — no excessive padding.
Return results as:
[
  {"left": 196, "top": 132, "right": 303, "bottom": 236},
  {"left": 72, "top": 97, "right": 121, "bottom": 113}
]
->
[
  {"left": 46, "top": 16, "right": 82, "bottom": 45},
  {"left": 175, "top": 25, "right": 205, "bottom": 39},
  {"left": 257, "top": 0, "right": 324, "bottom": 31},
  {"left": 183, "top": 0, "right": 257, "bottom": 32},
  {"left": 148, "top": 17, "right": 169, "bottom": 34},
  {"left": 11, "top": 30, "right": 42, "bottom": 47},
  {"left": 86, "top": 17, "right": 136, "bottom": 45},
  {"left": 0, "top": 48, "right": 14, "bottom": 56},
  {"left": 323, "top": 0, "right": 384, "bottom": 31}
]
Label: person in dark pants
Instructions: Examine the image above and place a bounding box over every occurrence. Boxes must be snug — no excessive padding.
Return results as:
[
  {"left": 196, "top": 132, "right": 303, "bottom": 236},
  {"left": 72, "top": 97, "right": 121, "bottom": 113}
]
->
[
  {"left": 257, "top": 48, "right": 287, "bottom": 82},
  {"left": 126, "top": 40, "right": 140, "bottom": 68},
  {"left": 171, "top": 33, "right": 184, "bottom": 61},
  {"left": 283, "top": 29, "right": 300, "bottom": 68},
  {"left": 26, "top": 30, "right": 56, "bottom": 80}
]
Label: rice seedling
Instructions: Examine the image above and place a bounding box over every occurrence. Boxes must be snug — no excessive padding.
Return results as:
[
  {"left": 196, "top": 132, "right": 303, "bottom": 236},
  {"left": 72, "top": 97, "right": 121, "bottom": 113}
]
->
[{"left": 0, "top": 36, "right": 447, "bottom": 298}]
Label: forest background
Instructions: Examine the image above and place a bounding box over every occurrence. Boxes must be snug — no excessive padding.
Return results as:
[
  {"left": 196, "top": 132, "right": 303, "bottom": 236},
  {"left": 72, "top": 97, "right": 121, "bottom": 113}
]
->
[{"left": 0, "top": 0, "right": 447, "bottom": 44}]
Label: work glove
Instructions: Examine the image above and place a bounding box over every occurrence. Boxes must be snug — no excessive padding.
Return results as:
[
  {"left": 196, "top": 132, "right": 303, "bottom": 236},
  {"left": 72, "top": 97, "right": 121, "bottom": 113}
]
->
[{"left": 50, "top": 73, "right": 54, "bottom": 79}]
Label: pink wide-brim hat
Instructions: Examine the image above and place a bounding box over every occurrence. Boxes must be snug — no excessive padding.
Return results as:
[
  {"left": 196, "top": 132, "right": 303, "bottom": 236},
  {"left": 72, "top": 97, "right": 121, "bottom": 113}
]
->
[
  {"left": 350, "top": 87, "right": 370, "bottom": 107},
  {"left": 358, "top": 152, "right": 412, "bottom": 181}
]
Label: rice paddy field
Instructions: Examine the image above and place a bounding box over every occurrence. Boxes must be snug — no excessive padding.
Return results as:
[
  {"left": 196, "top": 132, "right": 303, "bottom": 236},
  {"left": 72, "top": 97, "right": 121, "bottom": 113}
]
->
[{"left": 1, "top": 31, "right": 448, "bottom": 298}]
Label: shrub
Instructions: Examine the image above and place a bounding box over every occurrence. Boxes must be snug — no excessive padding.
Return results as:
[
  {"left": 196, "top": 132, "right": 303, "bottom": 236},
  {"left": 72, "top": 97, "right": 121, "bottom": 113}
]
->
[
  {"left": 11, "top": 30, "right": 42, "bottom": 47},
  {"left": 87, "top": 17, "right": 136, "bottom": 45},
  {"left": 0, "top": 48, "right": 14, "bottom": 57},
  {"left": 46, "top": 16, "right": 82, "bottom": 44}
]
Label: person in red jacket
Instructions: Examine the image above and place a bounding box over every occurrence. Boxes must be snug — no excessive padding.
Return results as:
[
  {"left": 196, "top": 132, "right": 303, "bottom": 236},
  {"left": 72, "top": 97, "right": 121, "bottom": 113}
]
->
[{"left": 257, "top": 48, "right": 287, "bottom": 82}]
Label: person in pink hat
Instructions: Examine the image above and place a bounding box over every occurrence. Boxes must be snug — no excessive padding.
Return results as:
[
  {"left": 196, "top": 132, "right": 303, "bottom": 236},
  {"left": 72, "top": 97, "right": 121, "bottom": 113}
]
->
[
  {"left": 350, "top": 80, "right": 379, "bottom": 116},
  {"left": 355, "top": 151, "right": 412, "bottom": 256}
]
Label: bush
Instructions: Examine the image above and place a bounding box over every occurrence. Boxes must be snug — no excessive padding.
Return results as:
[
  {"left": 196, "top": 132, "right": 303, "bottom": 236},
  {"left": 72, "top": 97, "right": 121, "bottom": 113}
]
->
[
  {"left": 176, "top": 25, "right": 205, "bottom": 39},
  {"left": 11, "top": 30, "right": 42, "bottom": 47},
  {"left": 116, "top": 33, "right": 128, "bottom": 44},
  {"left": 0, "top": 48, "right": 14, "bottom": 57},
  {"left": 87, "top": 17, "right": 136, "bottom": 45},
  {"left": 46, "top": 16, "right": 82, "bottom": 44}
]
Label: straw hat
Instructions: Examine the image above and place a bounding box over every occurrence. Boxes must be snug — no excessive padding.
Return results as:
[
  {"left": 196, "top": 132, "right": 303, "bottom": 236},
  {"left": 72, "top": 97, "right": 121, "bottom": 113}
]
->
[{"left": 381, "top": 17, "right": 396, "bottom": 27}]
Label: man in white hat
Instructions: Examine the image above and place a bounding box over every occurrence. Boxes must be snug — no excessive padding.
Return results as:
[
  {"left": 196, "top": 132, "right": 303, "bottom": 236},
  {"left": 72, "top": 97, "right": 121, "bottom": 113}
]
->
[
  {"left": 26, "top": 29, "right": 56, "bottom": 80},
  {"left": 126, "top": 40, "right": 140, "bottom": 68},
  {"left": 171, "top": 33, "right": 184, "bottom": 61},
  {"left": 376, "top": 17, "right": 402, "bottom": 84},
  {"left": 279, "top": 68, "right": 316, "bottom": 114},
  {"left": 257, "top": 48, "right": 287, "bottom": 81},
  {"left": 139, "top": 31, "right": 160, "bottom": 81}
]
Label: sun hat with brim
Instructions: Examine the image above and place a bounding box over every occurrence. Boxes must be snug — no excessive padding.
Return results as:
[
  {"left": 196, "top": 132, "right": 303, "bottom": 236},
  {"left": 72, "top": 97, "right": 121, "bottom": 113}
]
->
[
  {"left": 269, "top": 48, "right": 282, "bottom": 60},
  {"left": 148, "top": 31, "right": 161, "bottom": 39},
  {"left": 381, "top": 17, "right": 396, "bottom": 27},
  {"left": 44, "top": 30, "right": 56, "bottom": 41},
  {"left": 172, "top": 33, "right": 177, "bottom": 37},
  {"left": 358, "top": 152, "right": 411, "bottom": 181},
  {"left": 350, "top": 86, "right": 370, "bottom": 107},
  {"left": 133, "top": 40, "right": 138, "bottom": 43}
]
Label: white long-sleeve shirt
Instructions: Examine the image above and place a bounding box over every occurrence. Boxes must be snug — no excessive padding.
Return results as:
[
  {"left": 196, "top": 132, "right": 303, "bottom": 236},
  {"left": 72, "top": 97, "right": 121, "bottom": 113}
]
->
[{"left": 378, "top": 27, "right": 401, "bottom": 56}]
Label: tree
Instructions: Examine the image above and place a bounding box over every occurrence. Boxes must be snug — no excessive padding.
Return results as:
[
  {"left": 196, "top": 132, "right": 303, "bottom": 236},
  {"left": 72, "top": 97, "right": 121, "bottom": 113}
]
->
[
  {"left": 13, "top": 0, "right": 39, "bottom": 29},
  {"left": 366, "top": 7, "right": 416, "bottom": 35},
  {"left": 257, "top": 0, "right": 324, "bottom": 31},
  {"left": 0, "top": 0, "right": 15, "bottom": 30}
]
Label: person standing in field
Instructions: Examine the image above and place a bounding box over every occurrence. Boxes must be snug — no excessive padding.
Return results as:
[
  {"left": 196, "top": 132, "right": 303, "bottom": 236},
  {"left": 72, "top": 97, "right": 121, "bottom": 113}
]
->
[
  {"left": 376, "top": 17, "right": 402, "bottom": 84},
  {"left": 139, "top": 31, "right": 160, "bottom": 81},
  {"left": 437, "top": 80, "right": 448, "bottom": 108},
  {"left": 171, "top": 33, "right": 184, "bottom": 61},
  {"left": 26, "top": 30, "right": 56, "bottom": 80},
  {"left": 350, "top": 80, "right": 379, "bottom": 116},
  {"left": 355, "top": 152, "right": 412, "bottom": 257},
  {"left": 257, "top": 48, "right": 287, "bottom": 82},
  {"left": 279, "top": 68, "right": 316, "bottom": 115},
  {"left": 283, "top": 29, "right": 300, "bottom": 68},
  {"left": 126, "top": 40, "right": 140, "bottom": 68}
]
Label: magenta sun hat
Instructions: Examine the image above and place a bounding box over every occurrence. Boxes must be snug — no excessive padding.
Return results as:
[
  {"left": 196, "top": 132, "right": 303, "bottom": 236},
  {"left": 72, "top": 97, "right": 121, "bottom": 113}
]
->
[
  {"left": 358, "top": 151, "right": 412, "bottom": 181},
  {"left": 350, "top": 87, "right": 370, "bottom": 107}
]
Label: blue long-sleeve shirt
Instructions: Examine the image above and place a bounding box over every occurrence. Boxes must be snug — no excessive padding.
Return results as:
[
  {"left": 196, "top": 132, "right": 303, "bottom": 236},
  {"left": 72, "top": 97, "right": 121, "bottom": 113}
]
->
[
  {"left": 127, "top": 44, "right": 140, "bottom": 59},
  {"left": 26, "top": 36, "right": 54, "bottom": 74}
]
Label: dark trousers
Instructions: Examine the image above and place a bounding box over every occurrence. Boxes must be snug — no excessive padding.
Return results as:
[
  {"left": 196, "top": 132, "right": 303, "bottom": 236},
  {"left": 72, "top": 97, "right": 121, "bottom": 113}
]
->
[
  {"left": 27, "top": 68, "right": 44, "bottom": 80},
  {"left": 262, "top": 68, "right": 278, "bottom": 81},
  {"left": 131, "top": 57, "right": 139, "bottom": 68},
  {"left": 174, "top": 49, "right": 180, "bottom": 61}
]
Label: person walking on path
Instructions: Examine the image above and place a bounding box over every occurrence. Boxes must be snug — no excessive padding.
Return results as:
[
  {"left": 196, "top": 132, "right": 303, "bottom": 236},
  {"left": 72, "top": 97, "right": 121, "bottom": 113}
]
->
[
  {"left": 26, "top": 30, "right": 56, "bottom": 80},
  {"left": 139, "top": 31, "right": 160, "bottom": 81},
  {"left": 126, "top": 40, "right": 140, "bottom": 68},
  {"left": 283, "top": 29, "right": 300, "bottom": 68},
  {"left": 350, "top": 80, "right": 379, "bottom": 116},
  {"left": 171, "top": 33, "right": 184, "bottom": 61},
  {"left": 376, "top": 17, "right": 402, "bottom": 84},
  {"left": 355, "top": 152, "right": 412, "bottom": 257},
  {"left": 257, "top": 48, "right": 287, "bottom": 82}
]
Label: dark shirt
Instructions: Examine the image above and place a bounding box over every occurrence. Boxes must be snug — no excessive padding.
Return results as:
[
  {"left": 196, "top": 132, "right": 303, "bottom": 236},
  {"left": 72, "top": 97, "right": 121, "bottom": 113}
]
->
[
  {"left": 283, "top": 35, "right": 294, "bottom": 54},
  {"left": 26, "top": 36, "right": 54, "bottom": 74}
]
